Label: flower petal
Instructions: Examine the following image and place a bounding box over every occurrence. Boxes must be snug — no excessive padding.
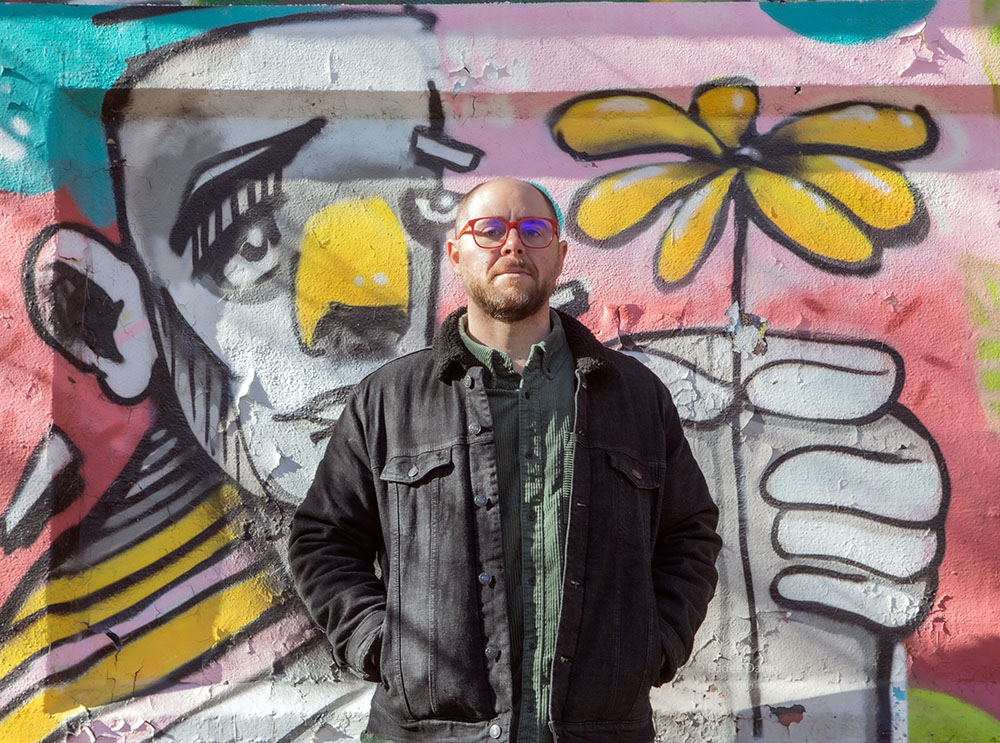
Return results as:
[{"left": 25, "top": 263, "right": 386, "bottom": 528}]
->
[
  {"left": 766, "top": 103, "right": 936, "bottom": 158},
  {"left": 575, "top": 161, "right": 723, "bottom": 241},
  {"left": 744, "top": 168, "right": 874, "bottom": 266},
  {"left": 550, "top": 92, "right": 723, "bottom": 160},
  {"left": 787, "top": 155, "right": 916, "bottom": 230},
  {"left": 691, "top": 82, "right": 759, "bottom": 148},
  {"left": 657, "top": 168, "right": 737, "bottom": 284}
]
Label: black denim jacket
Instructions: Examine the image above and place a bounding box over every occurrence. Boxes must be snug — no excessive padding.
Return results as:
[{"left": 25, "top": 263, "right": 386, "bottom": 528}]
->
[{"left": 289, "top": 309, "right": 721, "bottom": 743}]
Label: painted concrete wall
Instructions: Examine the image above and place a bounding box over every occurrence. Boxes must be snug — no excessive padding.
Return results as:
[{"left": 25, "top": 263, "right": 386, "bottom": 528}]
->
[{"left": 0, "top": 2, "right": 997, "bottom": 741}]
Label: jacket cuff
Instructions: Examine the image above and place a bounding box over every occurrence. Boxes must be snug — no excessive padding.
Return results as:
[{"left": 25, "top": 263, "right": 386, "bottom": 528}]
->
[{"left": 347, "top": 610, "right": 385, "bottom": 682}]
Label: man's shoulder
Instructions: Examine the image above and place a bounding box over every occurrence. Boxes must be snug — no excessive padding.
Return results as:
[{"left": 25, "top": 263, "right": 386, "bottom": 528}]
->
[{"left": 357, "top": 347, "right": 437, "bottom": 390}]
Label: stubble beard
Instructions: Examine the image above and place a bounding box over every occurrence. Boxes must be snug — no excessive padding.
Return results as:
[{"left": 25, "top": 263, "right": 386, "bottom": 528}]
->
[{"left": 464, "top": 261, "right": 556, "bottom": 323}]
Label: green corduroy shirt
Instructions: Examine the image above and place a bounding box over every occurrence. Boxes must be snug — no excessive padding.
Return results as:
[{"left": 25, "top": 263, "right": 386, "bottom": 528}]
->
[{"left": 362, "top": 311, "right": 575, "bottom": 743}]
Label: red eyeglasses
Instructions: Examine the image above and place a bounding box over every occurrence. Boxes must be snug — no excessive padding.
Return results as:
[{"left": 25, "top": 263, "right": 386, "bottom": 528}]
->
[{"left": 456, "top": 217, "right": 558, "bottom": 249}]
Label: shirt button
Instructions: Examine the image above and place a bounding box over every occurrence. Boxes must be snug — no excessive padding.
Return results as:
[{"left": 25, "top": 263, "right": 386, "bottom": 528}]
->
[
  {"left": 525, "top": 450, "right": 533, "bottom": 459},
  {"left": 527, "top": 575, "right": 536, "bottom": 586},
  {"left": 474, "top": 495, "right": 488, "bottom": 507},
  {"left": 523, "top": 391, "right": 531, "bottom": 400},
  {"left": 488, "top": 724, "right": 502, "bottom": 739},
  {"left": 468, "top": 423, "right": 482, "bottom": 435},
  {"left": 526, "top": 511, "right": 536, "bottom": 522},
  {"left": 478, "top": 572, "right": 492, "bottom": 585},
  {"left": 485, "top": 646, "right": 500, "bottom": 661}
]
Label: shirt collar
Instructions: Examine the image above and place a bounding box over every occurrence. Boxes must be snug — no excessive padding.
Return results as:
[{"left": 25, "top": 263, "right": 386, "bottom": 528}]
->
[{"left": 458, "top": 310, "right": 569, "bottom": 381}]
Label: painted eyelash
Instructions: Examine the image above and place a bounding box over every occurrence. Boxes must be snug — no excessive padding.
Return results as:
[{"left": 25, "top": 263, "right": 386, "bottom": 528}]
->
[{"left": 184, "top": 170, "right": 283, "bottom": 274}]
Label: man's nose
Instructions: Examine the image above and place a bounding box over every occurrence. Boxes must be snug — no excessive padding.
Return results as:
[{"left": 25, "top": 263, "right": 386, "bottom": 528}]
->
[{"left": 500, "top": 226, "right": 526, "bottom": 255}]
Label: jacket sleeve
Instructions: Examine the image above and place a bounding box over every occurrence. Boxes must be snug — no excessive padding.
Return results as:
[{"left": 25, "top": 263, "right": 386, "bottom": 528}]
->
[
  {"left": 288, "top": 389, "right": 385, "bottom": 681},
  {"left": 653, "top": 386, "right": 722, "bottom": 684}
]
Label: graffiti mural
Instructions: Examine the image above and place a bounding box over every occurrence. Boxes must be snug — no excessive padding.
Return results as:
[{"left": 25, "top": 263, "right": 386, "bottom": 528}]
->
[
  {"left": 1, "top": 2, "right": 999, "bottom": 742},
  {"left": 545, "top": 80, "right": 948, "bottom": 742}
]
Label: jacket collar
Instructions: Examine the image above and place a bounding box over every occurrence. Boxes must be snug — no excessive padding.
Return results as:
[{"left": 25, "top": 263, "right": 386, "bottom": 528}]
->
[{"left": 432, "top": 306, "right": 619, "bottom": 383}]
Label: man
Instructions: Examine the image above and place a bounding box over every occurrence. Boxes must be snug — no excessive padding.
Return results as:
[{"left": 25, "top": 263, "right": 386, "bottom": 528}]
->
[{"left": 289, "top": 178, "right": 722, "bottom": 743}]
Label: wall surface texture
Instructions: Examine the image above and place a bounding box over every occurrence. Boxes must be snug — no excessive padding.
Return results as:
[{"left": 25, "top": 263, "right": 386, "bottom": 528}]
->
[{"left": 0, "top": 2, "right": 998, "bottom": 742}]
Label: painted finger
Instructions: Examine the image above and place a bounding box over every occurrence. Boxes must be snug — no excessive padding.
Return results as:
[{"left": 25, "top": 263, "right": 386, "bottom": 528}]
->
[
  {"left": 774, "top": 510, "right": 938, "bottom": 580},
  {"left": 772, "top": 568, "right": 929, "bottom": 632},
  {"left": 742, "top": 334, "right": 901, "bottom": 420}
]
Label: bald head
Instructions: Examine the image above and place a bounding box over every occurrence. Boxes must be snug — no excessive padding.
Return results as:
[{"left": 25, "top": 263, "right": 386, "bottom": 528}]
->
[{"left": 453, "top": 178, "right": 559, "bottom": 235}]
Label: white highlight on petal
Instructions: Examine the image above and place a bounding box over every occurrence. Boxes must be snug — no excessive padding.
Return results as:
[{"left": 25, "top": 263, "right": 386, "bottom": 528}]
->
[
  {"left": 732, "top": 90, "right": 746, "bottom": 109},
  {"left": 613, "top": 165, "right": 667, "bottom": 191},
  {"left": 898, "top": 113, "right": 915, "bottom": 128},
  {"left": 373, "top": 273, "right": 388, "bottom": 286},
  {"left": 354, "top": 276, "right": 364, "bottom": 286},
  {"left": 830, "top": 156, "right": 893, "bottom": 194},
  {"left": 831, "top": 104, "right": 878, "bottom": 123},
  {"left": 596, "top": 97, "right": 652, "bottom": 113},
  {"left": 670, "top": 181, "right": 714, "bottom": 237}
]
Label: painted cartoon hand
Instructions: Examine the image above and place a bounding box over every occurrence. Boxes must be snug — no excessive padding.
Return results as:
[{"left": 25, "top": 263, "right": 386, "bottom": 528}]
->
[{"left": 623, "top": 329, "right": 947, "bottom": 634}]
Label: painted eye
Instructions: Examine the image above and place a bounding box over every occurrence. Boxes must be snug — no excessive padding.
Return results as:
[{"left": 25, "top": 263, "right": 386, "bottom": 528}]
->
[{"left": 213, "top": 207, "right": 283, "bottom": 300}]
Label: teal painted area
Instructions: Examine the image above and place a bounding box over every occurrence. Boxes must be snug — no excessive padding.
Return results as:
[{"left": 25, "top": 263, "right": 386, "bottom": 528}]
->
[
  {"left": 760, "top": 0, "right": 936, "bottom": 44},
  {"left": 0, "top": 5, "right": 309, "bottom": 225}
]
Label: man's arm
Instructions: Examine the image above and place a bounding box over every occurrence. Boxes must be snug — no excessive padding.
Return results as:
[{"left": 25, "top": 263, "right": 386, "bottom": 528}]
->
[
  {"left": 652, "top": 387, "right": 722, "bottom": 684},
  {"left": 288, "top": 390, "right": 386, "bottom": 681}
]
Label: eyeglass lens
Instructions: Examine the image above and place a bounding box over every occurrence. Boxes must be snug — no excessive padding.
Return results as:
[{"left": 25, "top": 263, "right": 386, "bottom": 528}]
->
[{"left": 473, "top": 218, "right": 554, "bottom": 249}]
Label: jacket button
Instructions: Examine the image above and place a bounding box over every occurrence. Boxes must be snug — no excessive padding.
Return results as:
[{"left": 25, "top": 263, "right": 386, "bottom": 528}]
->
[
  {"left": 631, "top": 468, "right": 643, "bottom": 480},
  {"left": 474, "top": 495, "right": 488, "bottom": 507},
  {"left": 468, "top": 423, "right": 482, "bottom": 435},
  {"left": 488, "top": 724, "right": 502, "bottom": 739},
  {"left": 485, "top": 645, "right": 500, "bottom": 661},
  {"left": 407, "top": 466, "right": 419, "bottom": 478},
  {"left": 478, "top": 572, "right": 493, "bottom": 585},
  {"left": 464, "top": 375, "right": 475, "bottom": 388}
]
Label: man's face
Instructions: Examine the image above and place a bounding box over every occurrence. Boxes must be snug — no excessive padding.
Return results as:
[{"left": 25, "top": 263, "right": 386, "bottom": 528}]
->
[{"left": 447, "top": 180, "right": 568, "bottom": 322}]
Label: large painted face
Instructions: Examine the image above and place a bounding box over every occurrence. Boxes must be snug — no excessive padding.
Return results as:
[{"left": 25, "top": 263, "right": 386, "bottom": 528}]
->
[{"left": 111, "top": 14, "right": 460, "bottom": 502}]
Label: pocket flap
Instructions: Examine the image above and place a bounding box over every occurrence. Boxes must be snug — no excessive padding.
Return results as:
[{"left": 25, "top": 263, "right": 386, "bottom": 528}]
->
[
  {"left": 380, "top": 448, "right": 452, "bottom": 484},
  {"left": 609, "top": 451, "right": 663, "bottom": 490}
]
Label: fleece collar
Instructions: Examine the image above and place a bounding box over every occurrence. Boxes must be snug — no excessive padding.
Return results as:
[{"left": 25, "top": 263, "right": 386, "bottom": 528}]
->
[{"left": 432, "top": 306, "right": 618, "bottom": 383}]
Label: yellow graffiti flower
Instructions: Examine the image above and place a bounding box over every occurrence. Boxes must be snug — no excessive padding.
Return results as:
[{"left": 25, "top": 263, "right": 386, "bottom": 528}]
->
[{"left": 549, "top": 80, "right": 938, "bottom": 286}]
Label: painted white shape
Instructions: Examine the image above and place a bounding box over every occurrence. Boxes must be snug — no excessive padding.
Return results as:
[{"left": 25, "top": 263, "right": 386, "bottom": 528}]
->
[
  {"left": 4, "top": 429, "right": 73, "bottom": 531},
  {"left": 745, "top": 359, "right": 895, "bottom": 419},
  {"left": 412, "top": 132, "right": 478, "bottom": 169},
  {"left": 831, "top": 104, "right": 878, "bottom": 123},
  {"left": 891, "top": 642, "right": 909, "bottom": 743},
  {"left": 775, "top": 571, "right": 923, "bottom": 628},
  {"left": 10, "top": 115, "right": 29, "bottom": 136},
  {"left": 776, "top": 510, "right": 936, "bottom": 578},
  {"left": 0, "top": 126, "right": 26, "bottom": 161},
  {"left": 767, "top": 449, "right": 942, "bottom": 521},
  {"left": 373, "top": 272, "right": 388, "bottom": 286}
]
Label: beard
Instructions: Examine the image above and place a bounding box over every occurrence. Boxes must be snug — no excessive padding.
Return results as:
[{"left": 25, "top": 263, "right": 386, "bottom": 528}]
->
[{"left": 463, "top": 258, "right": 556, "bottom": 323}]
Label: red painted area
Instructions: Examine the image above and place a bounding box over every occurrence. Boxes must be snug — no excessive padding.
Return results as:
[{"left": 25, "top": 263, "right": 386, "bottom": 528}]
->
[{"left": 0, "top": 189, "right": 148, "bottom": 608}]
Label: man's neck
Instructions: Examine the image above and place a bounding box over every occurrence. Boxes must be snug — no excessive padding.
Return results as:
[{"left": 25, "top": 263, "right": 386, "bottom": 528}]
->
[{"left": 465, "top": 304, "right": 552, "bottom": 375}]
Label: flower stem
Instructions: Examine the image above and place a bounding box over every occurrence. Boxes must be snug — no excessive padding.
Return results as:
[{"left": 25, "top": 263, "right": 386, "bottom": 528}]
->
[{"left": 730, "top": 204, "right": 763, "bottom": 736}]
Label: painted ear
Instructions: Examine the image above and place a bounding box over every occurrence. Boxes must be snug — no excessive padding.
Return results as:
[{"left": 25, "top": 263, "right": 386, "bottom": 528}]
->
[{"left": 23, "top": 224, "right": 157, "bottom": 404}]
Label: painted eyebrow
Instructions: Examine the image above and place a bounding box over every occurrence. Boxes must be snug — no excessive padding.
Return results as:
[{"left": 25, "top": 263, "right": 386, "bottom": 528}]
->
[{"left": 169, "top": 118, "right": 326, "bottom": 269}]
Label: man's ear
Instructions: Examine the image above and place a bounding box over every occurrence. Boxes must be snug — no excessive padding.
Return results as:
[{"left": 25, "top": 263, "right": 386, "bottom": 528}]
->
[
  {"left": 446, "top": 237, "right": 463, "bottom": 277},
  {"left": 23, "top": 224, "right": 157, "bottom": 404}
]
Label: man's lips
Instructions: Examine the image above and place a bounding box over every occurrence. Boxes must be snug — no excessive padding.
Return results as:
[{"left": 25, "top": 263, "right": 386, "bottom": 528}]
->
[{"left": 491, "top": 261, "right": 533, "bottom": 279}]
